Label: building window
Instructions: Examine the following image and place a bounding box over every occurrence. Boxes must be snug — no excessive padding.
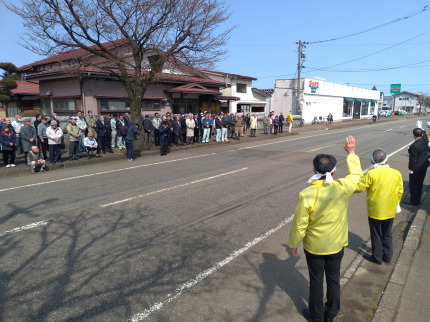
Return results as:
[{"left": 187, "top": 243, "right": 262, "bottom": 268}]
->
[
  {"left": 343, "top": 99, "right": 352, "bottom": 117},
  {"left": 252, "top": 106, "right": 264, "bottom": 112},
  {"left": 142, "top": 100, "right": 162, "bottom": 111},
  {"left": 237, "top": 104, "right": 250, "bottom": 113},
  {"left": 237, "top": 83, "right": 247, "bottom": 93},
  {"left": 100, "top": 99, "right": 130, "bottom": 111},
  {"left": 53, "top": 98, "right": 76, "bottom": 111},
  {"left": 361, "top": 102, "right": 369, "bottom": 115}
]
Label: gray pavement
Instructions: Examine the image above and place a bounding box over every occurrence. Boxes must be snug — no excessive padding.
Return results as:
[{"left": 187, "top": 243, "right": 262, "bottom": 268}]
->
[
  {"left": 372, "top": 179, "right": 430, "bottom": 322},
  {"left": 0, "top": 115, "right": 428, "bottom": 321}
]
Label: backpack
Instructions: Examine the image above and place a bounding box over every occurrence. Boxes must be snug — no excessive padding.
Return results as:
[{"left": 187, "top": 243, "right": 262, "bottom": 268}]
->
[{"left": 119, "top": 125, "right": 129, "bottom": 137}]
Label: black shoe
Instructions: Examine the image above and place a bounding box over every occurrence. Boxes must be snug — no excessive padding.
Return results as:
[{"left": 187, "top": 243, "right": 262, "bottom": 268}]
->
[
  {"left": 403, "top": 200, "right": 419, "bottom": 206},
  {"left": 363, "top": 254, "right": 382, "bottom": 265},
  {"left": 383, "top": 257, "right": 391, "bottom": 264},
  {"left": 302, "top": 308, "right": 315, "bottom": 321}
]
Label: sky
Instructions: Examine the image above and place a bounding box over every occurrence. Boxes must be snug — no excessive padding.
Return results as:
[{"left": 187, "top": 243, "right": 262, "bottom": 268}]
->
[{"left": 1, "top": 0, "right": 429, "bottom": 96}]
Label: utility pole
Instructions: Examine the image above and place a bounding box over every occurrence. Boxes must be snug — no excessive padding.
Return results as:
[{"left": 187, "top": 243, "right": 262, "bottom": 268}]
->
[{"left": 295, "top": 40, "right": 306, "bottom": 115}]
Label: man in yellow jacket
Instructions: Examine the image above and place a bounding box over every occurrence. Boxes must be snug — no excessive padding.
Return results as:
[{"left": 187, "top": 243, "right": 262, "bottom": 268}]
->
[
  {"left": 287, "top": 111, "right": 294, "bottom": 132},
  {"left": 355, "top": 149, "right": 403, "bottom": 265},
  {"left": 288, "top": 135, "right": 362, "bottom": 322}
]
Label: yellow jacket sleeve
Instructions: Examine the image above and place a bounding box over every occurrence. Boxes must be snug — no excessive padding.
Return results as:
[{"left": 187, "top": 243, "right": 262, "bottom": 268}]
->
[{"left": 287, "top": 193, "right": 310, "bottom": 248}]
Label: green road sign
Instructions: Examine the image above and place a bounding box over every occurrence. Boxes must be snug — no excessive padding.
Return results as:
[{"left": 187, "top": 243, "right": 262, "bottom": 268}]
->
[{"left": 390, "top": 84, "right": 401, "bottom": 94}]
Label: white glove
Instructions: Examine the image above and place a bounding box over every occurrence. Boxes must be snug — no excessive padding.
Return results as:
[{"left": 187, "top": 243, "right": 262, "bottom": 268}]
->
[{"left": 408, "top": 170, "right": 414, "bottom": 174}]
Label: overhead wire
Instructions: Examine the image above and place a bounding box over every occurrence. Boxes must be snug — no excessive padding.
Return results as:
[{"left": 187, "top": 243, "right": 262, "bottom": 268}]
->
[{"left": 307, "top": 4, "right": 429, "bottom": 44}]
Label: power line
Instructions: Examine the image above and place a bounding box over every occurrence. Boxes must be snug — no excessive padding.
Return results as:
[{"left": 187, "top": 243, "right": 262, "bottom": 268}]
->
[
  {"left": 305, "top": 30, "right": 430, "bottom": 71},
  {"left": 307, "top": 4, "right": 429, "bottom": 44}
]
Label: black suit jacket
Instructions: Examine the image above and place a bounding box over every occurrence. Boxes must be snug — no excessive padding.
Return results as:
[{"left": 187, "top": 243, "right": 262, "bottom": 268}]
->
[
  {"left": 96, "top": 119, "right": 107, "bottom": 137},
  {"left": 408, "top": 137, "right": 429, "bottom": 171}
]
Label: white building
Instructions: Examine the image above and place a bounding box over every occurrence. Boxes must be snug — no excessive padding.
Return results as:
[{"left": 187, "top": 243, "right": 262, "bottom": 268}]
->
[
  {"left": 392, "top": 92, "right": 419, "bottom": 114},
  {"left": 273, "top": 78, "right": 381, "bottom": 123},
  {"left": 203, "top": 71, "right": 271, "bottom": 114}
]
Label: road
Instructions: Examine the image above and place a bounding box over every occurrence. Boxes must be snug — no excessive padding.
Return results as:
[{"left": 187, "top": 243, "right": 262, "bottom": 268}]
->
[{"left": 0, "top": 119, "right": 419, "bottom": 321}]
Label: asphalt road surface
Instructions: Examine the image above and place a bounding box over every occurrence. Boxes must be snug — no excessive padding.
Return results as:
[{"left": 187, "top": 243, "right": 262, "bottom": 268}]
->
[{"left": 0, "top": 118, "right": 420, "bottom": 321}]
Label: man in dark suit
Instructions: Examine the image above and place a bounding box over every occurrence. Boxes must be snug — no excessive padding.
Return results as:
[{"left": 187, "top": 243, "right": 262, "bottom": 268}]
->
[
  {"left": 405, "top": 128, "right": 429, "bottom": 206},
  {"left": 96, "top": 115, "right": 113, "bottom": 154},
  {"left": 172, "top": 116, "right": 184, "bottom": 145}
]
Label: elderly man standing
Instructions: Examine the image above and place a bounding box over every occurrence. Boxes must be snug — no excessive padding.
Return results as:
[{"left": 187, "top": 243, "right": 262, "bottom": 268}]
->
[
  {"left": 37, "top": 117, "right": 49, "bottom": 160},
  {"left": 76, "top": 111, "right": 88, "bottom": 152},
  {"left": 28, "top": 146, "right": 46, "bottom": 173},
  {"left": 11, "top": 115, "right": 24, "bottom": 154},
  {"left": 46, "top": 120, "right": 63, "bottom": 165},
  {"left": 355, "top": 149, "right": 403, "bottom": 265},
  {"left": 20, "top": 118, "right": 37, "bottom": 164},
  {"left": 67, "top": 117, "right": 81, "bottom": 160},
  {"left": 288, "top": 136, "right": 362, "bottom": 322},
  {"left": 405, "top": 128, "right": 429, "bottom": 206},
  {"left": 249, "top": 113, "right": 258, "bottom": 137}
]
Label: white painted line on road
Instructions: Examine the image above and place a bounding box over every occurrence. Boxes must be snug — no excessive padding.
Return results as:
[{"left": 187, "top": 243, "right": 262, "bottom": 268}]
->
[
  {"left": 384, "top": 128, "right": 393, "bottom": 132},
  {"left": 101, "top": 167, "right": 248, "bottom": 208},
  {"left": 0, "top": 219, "right": 51, "bottom": 238},
  {"left": 0, "top": 152, "right": 217, "bottom": 193},
  {"left": 400, "top": 125, "right": 406, "bottom": 128},
  {"left": 128, "top": 214, "right": 295, "bottom": 321},
  {"left": 306, "top": 143, "right": 338, "bottom": 152},
  {"left": 0, "top": 119, "right": 409, "bottom": 193}
]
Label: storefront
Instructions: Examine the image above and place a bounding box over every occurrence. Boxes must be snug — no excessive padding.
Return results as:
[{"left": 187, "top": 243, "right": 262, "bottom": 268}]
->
[{"left": 273, "top": 78, "right": 381, "bottom": 123}]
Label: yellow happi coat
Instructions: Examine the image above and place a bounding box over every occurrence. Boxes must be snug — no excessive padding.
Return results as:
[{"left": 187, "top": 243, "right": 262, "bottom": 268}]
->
[
  {"left": 288, "top": 155, "right": 362, "bottom": 255},
  {"left": 355, "top": 165, "right": 403, "bottom": 220}
]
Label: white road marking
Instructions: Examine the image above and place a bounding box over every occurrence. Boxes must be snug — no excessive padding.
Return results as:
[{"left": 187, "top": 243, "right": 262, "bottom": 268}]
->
[
  {"left": 0, "top": 219, "right": 51, "bottom": 238},
  {"left": 306, "top": 143, "right": 338, "bottom": 152},
  {"left": 400, "top": 125, "right": 406, "bottom": 128},
  {"left": 101, "top": 168, "right": 248, "bottom": 208},
  {"left": 128, "top": 214, "right": 295, "bottom": 321},
  {"left": 384, "top": 128, "right": 393, "bottom": 132},
  {"left": 0, "top": 119, "right": 410, "bottom": 193},
  {"left": 128, "top": 138, "right": 415, "bottom": 321}
]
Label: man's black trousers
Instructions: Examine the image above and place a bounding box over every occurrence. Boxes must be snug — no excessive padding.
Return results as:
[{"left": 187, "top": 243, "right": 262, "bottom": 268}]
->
[
  {"left": 368, "top": 217, "right": 394, "bottom": 263},
  {"left": 409, "top": 164, "right": 428, "bottom": 205},
  {"left": 305, "top": 248, "right": 344, "bottom": 322}
]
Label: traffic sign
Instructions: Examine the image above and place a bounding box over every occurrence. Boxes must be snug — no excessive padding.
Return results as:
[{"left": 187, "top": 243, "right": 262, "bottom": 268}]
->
[{"left": 390, "top": 84, "right": 401, "bottom": 94}]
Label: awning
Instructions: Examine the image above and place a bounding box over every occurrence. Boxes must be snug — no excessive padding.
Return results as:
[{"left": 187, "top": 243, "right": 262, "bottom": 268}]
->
[
  {"left": 355, "top": 98, "right": 365, "bottom": 102},
  {"left": 362, "top": 99, "right": 372, "bottom": 103},
  {"left": 371, "top": 99, "right": 378, "bottom": 103},
  {"left": 345, "top": 97, "right": 355, "bottom": 102}
]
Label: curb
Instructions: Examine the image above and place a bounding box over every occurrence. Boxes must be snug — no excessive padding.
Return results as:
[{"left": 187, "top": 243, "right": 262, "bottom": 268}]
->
[{"left": 372, "top": 192, "right": 430, "bottom": 321}]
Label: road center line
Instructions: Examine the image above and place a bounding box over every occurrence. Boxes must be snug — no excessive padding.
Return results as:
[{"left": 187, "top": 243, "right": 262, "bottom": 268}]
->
[
  {"left": 306, "top": 143, "right": 338, "bottom": 152},
  {"left": 0, "top": 119, "right": 408, "bottom": 193},
  {"left": 0, "top": 219, "right": 52, "bottom": 238},
  {"left": 101, "top": 167, "right": 248, "bottom": 208},
  {"left": 128, "top": 214, "right": 294, "bottom": 322}
]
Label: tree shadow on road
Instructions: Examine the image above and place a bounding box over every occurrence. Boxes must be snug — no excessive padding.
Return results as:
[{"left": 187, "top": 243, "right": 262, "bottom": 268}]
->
[{"left": 249, "top": 247, "right": 308, "bottom": 322}]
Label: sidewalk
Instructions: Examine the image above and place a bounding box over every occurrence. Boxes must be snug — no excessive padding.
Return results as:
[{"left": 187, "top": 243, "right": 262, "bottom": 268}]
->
[
  {"left": 0, "top": 115, "right": 412, "bottom": 179},
  {"left": 373, "top": 188, "right": 430, "bottom": 321}
]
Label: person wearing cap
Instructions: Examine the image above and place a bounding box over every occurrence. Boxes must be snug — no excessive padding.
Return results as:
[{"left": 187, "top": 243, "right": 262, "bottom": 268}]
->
[
  {"left": 20, "top": 118, "right": 37, "bottom": 164},
  {"left": 83, "top": 133, "right": 99, "bottom": 158},
  {"left": 37, "top": 117, "right": 49, "bottom": 160},
  {"left": 142, "top": 114, "right": 153, "bottom": 145},
  {"left": 288, "top": 136, "right": 362, "bottom": 322},
  {"left": 355, "top": 149, "right": 403, "bottom": 265},
  {"left": 67, "top": 117, "right": 82, "bottom": 160},
  {"left": 0, "top": 124, "right": 16, "bottom": 167},
  {"left": 46, "top": 120, "right": 63, "bottom": 165},
  {"left": 27, "top": 146, "right": 46, "bottom": 174},
  {"left": 11, "top": 115, "right": 24, "bottom": 154}
]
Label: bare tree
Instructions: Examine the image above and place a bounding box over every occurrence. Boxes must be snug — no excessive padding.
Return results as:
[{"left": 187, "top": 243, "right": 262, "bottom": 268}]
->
[{"left": 5, "top": 0, "right": 233, "bottom": 123}]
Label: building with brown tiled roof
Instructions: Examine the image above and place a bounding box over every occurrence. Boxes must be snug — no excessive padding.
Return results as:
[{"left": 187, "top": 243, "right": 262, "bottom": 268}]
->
[
  {"left": 0, "top": 81, "right": 40, "bottom": 117},
  {"left": 17, "top": 42, "right": 229, "bottom": 116}
]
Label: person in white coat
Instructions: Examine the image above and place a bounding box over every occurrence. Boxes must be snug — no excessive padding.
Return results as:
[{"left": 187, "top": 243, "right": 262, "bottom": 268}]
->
[{"left": 46, "top": 120, "right": 63, "bottom": 164}]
